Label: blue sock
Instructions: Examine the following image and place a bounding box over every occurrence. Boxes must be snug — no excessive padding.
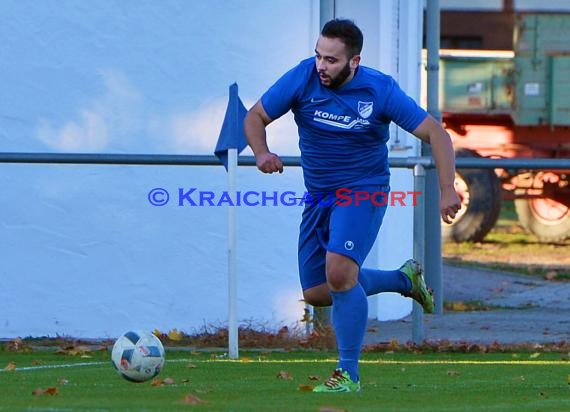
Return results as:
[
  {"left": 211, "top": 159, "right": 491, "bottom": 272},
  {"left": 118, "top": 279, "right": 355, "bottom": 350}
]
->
[
  {"left": 330, "top": 284, "right": 368, "bottom": 382},
  {"left": 358, "top": 267, "right": 412, "bottom": 296}
]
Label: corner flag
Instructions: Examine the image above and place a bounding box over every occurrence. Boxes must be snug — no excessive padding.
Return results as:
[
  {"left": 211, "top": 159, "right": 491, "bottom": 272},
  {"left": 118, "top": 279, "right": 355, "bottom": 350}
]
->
[
  {"left": 213, "top": 83, "right": 248, "bottom": 360},
  {"left": 214, "top": 83, "right": 248, "bottom": 170}
]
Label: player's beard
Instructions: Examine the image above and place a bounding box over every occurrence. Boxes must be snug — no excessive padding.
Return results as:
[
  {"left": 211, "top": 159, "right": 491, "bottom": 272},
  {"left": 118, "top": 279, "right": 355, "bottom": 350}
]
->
[{"left": 323, "top": 61, "right": 352, "bottom": 89}]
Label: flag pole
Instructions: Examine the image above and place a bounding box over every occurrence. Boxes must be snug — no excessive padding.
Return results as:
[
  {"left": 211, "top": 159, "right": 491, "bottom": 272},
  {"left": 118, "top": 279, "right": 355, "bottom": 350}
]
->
[
  {"left": 227, "top": 85, "right": 239, "bottom": 360},
  {"left": 214, "top": 83, "right": 246, "bottom": 360},
  {"left": 227, "top": 147, "right": 238, "bottom": 359}
]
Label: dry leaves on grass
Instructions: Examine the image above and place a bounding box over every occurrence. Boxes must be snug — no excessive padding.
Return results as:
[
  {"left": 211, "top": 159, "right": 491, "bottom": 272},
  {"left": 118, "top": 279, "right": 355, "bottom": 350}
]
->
[
  {"left": 181, "top": 394, "right": 207, "bottom": 405},
  {"left": 56, "top": 345, "right": 93, "bottom": 356},
  {"left": 4, "top": 338, "right": 31, "bottom": 352},
  {"left": 151, "top": 377, "right": 175, "bottom": 386},
  {"left": 167, "top": 328, "right": 184, "bottom": 341},
  {"left": 298, "top": 384, "right": 315, "bottom": 391},
  {"left": 3, "top": 361, "right": 16, "bottom": 371},
  {"left": 32, "top": 387, "right": 59, "bottom": 396},
  {"left": 276, "top": 370, "right": 293, "bottom": 380}
]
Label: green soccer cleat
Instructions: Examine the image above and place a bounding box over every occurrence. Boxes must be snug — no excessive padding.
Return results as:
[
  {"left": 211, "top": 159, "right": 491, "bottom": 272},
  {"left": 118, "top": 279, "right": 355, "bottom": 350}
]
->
[
  {"left": 313, "top": 369, "right": 361, "bottom": 393},
  {"left": 399, "top": 259, "right": 435, "bottom": 313}
]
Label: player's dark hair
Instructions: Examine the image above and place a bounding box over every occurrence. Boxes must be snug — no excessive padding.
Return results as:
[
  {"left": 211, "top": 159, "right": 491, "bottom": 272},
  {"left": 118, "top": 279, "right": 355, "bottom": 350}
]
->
[{"left": 321, "top": 19, "right": 363, "bottom": 57}]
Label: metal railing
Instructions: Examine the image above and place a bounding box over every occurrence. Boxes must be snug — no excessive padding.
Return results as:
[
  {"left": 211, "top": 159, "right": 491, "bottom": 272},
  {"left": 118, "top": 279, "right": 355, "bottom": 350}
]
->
[{"left": 1, "top": 152, "right": 569, "bottom": 169}]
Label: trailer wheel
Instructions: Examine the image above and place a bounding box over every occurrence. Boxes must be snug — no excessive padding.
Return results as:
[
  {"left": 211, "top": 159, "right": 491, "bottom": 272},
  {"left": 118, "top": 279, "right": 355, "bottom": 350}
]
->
[
  {"left": 442, "top": 149, "right": 502, "bottom": 243},
  {"left": 514, "top": 193, "right": 570, "bottom": 242}
]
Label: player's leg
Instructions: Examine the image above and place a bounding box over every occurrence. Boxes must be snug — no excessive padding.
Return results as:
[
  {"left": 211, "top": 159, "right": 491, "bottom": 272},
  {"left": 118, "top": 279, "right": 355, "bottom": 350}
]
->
[
  {"left": 298, "top": 199, "right": 331, "bottom": 306},
  {"left": 312, "top": 186, "right": 385, "bottom": 392},
  {"left": 359, "top": 261, "right": 434, "bottom": 313},
  {"left": 358, "top": 266, "right": 411, "bottom": 295},
  {"left": 316, "top": 251, "right": 365, "bottom": 393}
]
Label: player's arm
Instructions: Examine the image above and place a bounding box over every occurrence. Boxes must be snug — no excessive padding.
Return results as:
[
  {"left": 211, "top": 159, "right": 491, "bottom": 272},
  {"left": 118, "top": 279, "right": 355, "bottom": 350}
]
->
[
  {"left": 244, "top": 100, "right": 284, "bottom": 174},
  {"left": 411, "top": 114, "right": 461, "bottom": 224}
]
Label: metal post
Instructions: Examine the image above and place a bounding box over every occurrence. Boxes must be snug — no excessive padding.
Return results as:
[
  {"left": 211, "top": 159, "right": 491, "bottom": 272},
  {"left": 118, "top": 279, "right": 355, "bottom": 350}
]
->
[
  {"left": 424, "top": 0, "right": 443, "bottom": 314},
  {"left": 320, "top": 0, "right": 335, "bottom": 23},
  {"left": 412, "top": 164, "right": 425, "bottom": 343}
]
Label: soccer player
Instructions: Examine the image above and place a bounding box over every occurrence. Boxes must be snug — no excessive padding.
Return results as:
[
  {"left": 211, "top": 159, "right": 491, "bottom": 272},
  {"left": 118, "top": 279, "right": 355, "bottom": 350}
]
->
[{"left": 244, "top": 18, "right": 461, "bottom": 393}]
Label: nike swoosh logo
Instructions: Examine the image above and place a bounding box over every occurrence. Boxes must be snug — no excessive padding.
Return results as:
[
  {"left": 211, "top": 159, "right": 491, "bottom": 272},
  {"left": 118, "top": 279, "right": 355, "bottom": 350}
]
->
[{"left": 310, "top": 97, "right": 328, "bottom": 103}]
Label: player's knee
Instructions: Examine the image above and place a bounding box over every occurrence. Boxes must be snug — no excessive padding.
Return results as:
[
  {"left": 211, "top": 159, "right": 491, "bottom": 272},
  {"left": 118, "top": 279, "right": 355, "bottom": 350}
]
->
[{"left": 325, "top": 253, "right": 358, "bottom": 291}]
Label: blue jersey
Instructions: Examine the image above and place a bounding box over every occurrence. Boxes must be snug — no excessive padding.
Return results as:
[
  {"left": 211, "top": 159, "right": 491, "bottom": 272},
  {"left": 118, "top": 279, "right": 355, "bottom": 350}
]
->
[{"left": 261, "top": 57, "right": 428, "bottom": 193}]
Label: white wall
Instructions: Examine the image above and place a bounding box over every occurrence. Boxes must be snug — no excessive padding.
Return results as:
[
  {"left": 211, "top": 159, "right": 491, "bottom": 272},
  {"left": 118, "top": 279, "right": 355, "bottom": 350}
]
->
[
  {"left": 0, "top": 0, "right": 424, "bottom": 338},
  {"left": 0, "top": 0, "right": 315, "bottom": 339}
]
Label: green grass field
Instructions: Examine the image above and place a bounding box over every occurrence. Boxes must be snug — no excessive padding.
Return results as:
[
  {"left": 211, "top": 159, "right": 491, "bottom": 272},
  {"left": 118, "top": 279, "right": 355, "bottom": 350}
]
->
[{"left": 1, "top": 349, "right": 569, "bottom": 411}]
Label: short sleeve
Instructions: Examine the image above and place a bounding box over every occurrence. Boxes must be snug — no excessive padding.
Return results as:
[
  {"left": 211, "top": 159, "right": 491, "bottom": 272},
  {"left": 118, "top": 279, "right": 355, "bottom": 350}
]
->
[
  {"left": 261, "top": 63, "right": 307, "bottom": 120},
  {"left": 382, "top": 80, "right": 428, "bottom": 133}
]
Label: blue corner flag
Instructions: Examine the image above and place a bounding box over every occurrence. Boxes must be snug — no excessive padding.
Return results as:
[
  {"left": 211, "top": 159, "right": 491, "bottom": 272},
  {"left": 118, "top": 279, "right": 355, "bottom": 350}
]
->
[{"left": 214, "top": 83, "right": 248, "bottom": 171}]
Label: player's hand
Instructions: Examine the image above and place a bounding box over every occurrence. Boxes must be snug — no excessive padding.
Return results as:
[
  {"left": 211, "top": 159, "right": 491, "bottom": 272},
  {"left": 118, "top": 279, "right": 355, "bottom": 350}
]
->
[
  {"left": 440, "top": 186, "right": 461, "bottom": 224},
  {"left": 255, "top": 152, "right": 284, "bottom": 174}
]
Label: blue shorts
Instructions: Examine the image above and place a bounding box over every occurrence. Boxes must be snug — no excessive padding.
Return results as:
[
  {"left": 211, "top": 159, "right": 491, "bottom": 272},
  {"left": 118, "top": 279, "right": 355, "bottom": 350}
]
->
[{"left": 297, "top": 185, "right": 389, "bottom": 290}]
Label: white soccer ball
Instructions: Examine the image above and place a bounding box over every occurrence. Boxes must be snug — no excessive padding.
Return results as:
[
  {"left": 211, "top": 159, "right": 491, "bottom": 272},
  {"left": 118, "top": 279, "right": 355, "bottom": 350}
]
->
[{"left": 111, "top": 330, "right": 165, "bottom": 382}]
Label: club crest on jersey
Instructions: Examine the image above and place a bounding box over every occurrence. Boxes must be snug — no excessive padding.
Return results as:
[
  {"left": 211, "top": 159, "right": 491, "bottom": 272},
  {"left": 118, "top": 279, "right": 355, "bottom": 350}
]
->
[{"left": 358, "top": 101, "right": 373, "bottom": 119}]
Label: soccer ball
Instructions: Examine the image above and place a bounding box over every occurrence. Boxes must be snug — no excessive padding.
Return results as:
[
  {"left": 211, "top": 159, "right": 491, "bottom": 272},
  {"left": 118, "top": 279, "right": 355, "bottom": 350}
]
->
[{"left": 111, "top": 330, "right": 165, "bottom": 382}]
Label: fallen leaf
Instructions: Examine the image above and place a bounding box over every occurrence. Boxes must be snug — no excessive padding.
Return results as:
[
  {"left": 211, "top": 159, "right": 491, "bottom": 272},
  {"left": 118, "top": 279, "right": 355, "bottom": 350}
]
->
[
  {"left": 450, "top": 302, "right": 469, "bottom": 311},
  {"left": 277, "top": 370, "right": 293, "bottom": 380},
  {"left": 32, "top": 387, "right": 59, "bottom": 396},
  {"left": 5, "top": 338, "right": 29, "bottom": 352},
  {"left": 298, "top": 384, "right": 314, "bottom": 391},
  {"left": 168, "top": 328, "right": 183, "bottom": 341},
  {"left": 57, "top": 345, "right": 91, "bottom": 356},
  {"left": 544, "top": 271, "right": 558, "bottom": 280},
  {"left": 447, "top": 370, "right": 461, "bottom": 376},
  {"left": 181, "top": 394, "right": 206, "bottom": 405},
  {"left": 308, "top": 375, "right": 320, "bottom": 381},
  {"left": 4, "top": 362, "right": 16, "bottom": 371},
  {"left": 45, "top": 387, "right": 59, "bottom": 395},
  {"left": 152, "top": 377, "right": 175, "bottom": 386}
]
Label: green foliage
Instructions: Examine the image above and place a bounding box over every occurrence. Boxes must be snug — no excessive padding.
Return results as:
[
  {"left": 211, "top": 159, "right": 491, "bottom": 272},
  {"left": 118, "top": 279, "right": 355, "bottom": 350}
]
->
[{"left": 1, "top": 350, "right": 569, "bottom": 411}]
